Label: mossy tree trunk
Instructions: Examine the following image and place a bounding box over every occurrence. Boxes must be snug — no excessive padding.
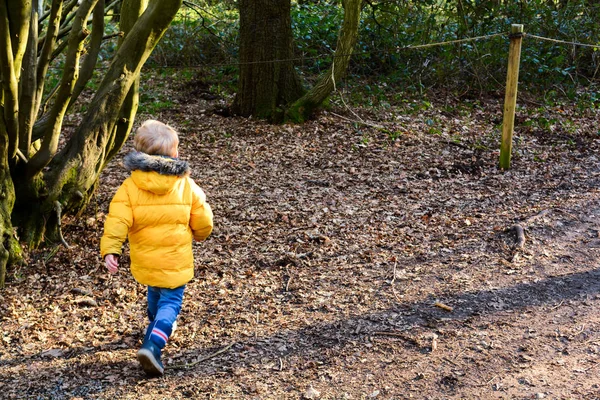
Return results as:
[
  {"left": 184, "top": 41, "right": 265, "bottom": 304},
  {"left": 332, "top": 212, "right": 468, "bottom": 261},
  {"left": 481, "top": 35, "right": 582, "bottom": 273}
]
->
[
  {"left": 232, "top": 0, "right": 305, "bottom": 121},
  {"left": 0, "top": 0, "right": 182, "bottom": 287},
  {"left": 233, "top": 0, "right": 363, "bottom": 122},
  {"left": 0, "top": 126, "right": 19, "bottom": 288},
  {"left": 285, "top": 0, "right": 363, "bottom": 123}
]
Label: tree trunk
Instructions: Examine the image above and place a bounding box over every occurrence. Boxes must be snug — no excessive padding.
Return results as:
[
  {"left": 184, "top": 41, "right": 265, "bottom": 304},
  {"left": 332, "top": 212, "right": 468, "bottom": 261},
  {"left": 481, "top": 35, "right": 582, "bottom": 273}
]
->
[
  {"left": 285, "top": 0, "right": 363, "bottom": 122},
  {"left": 232, "top": 0, "right": 304, "bottom": 121},
  {"left": 13, "top": 0, "right": 182, "bottom": 249},
  {"left": 0, "top": 0, "right": 182, "bottom": 287}
]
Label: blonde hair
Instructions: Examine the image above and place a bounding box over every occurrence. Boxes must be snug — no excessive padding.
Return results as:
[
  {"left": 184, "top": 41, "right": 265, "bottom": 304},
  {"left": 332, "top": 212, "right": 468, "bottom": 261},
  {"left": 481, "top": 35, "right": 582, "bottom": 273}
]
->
[{"left": 133, "top": 120, "right": 179, "bottom": 157}]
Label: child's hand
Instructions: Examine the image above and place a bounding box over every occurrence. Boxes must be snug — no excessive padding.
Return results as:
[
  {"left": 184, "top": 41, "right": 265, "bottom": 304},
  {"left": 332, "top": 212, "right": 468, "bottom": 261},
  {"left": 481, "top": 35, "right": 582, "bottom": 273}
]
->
[{"left": 105, "top": 254, "right": 119, "bottom": 274}]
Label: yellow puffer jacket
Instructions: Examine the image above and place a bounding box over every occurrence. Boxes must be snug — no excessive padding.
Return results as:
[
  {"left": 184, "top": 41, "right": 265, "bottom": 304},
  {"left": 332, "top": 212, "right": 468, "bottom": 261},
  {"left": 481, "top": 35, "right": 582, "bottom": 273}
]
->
[{"left": 100, "top": 151, "right": 213, "bottom": 288}]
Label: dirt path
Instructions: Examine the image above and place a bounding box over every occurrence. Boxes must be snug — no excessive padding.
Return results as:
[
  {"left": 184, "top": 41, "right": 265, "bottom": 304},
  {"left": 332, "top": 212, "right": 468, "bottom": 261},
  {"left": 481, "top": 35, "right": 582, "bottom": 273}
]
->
[{"left": 1, "top": 94, "right": 599, "bottom": 399}]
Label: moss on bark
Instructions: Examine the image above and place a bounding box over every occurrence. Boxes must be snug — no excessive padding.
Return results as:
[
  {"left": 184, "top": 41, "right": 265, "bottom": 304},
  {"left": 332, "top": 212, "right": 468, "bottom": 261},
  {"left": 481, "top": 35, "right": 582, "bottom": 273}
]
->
[
  {"left": 0, "top": 166, "right": 20, "bottom": 288},
  {"left": 285, "top": 0, "right": 362, "bottom": 122}
]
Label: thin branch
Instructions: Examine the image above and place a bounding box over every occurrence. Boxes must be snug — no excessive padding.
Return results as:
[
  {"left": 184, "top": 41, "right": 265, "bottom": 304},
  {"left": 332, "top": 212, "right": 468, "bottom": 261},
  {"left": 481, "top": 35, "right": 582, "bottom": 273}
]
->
[
  {"left": 182, "top": 0, "right": 237, "bottom": 46},
  {"left": 103, "top": 32, "right": 123, "bottom": 41},
  {"left": 330, "top": 111, "right": 385, "bottom": 130},
  {"left": 39, "top": 0, "right": 73, "bottom": 26},
  {"left": 7, "top": 0, "right": 32, "bottom": 81},
  {"left": 104, "top": 0, "right": 121, "bottom": 14},
  {"left": 54, "top": 201, "right": 70, "bottom": 248},
  {"left": 16, "top": 149, "right": 28, "bottom": 163},
  {"left": 389, "top": 260, "right": 403, "bottom": 302},
  {"left": 168, "top": 343, "right": 234, "bottom": 370},
  {"left": 68, "top": 0, "right": 105, "bottom": 111},
  {"left": 48, "top": 35, "right": 69, "bottom": 63},
  {"left": 35, "top": 0, "right": 64, "bottom": 121},
  {"left": 58, "top": 0, "right": 79, "bottom": 29},
  {"left": 19, "top": 0, "right": 41, "bottom": 155}
]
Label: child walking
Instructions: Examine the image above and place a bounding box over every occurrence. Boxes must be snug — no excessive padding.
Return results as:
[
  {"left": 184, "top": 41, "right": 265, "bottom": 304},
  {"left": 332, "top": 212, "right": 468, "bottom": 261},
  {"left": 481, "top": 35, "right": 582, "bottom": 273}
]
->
[{"left": 100, "top": 119, "right": 213, "bottom": 377}]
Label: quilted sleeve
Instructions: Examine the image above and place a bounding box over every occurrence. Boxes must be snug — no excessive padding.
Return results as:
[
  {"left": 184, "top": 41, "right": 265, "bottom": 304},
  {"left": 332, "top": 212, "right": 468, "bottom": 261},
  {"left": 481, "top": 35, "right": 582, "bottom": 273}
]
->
[
  {"left": 189, "top": 179, "right": 213, "bottom": 242},
  {"left": 100, "top": 182, "right": 133, "bottom": 258}
]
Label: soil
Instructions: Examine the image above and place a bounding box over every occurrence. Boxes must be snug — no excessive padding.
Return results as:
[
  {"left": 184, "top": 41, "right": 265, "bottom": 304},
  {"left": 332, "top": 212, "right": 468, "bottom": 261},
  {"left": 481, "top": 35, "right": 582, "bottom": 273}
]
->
[{"left": 1, "top": 82, "right": 600, "bottom": 399}]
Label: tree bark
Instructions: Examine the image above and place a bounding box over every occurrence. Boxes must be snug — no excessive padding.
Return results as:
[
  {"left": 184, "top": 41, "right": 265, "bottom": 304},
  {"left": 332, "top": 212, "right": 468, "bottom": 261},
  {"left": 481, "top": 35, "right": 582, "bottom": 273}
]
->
[
  {"left": 0, "top": 0, "right": 21, "bottom": 160},
  {"left": 27, "top": 0, "right": 99, "bottom": 178},
  {"left": 18, "top": 0, "right": 40, "bottom": 156},
  {"left": 7, "top": 0, "right": 31, "bottom": 82},
  {"left": 68, "top": 0, "right": 106, "bottom": 112},
  {"left": 13, "top": 0, "right": 182, "bottom": 249},
  {"left": 285, "top": 0, "right": 363, "bottom": 122},
  {"left": 232, "top": 0, "right": 304, "bottom": 121},
  {"left": 107, "top": 0, "right": 147, "bottom": 163},
  {"left": 0, "top": 0, "right": 182, "bottom": 281},
  {"left": 0, "top": 100, "right": 20, "bottom": 288}
]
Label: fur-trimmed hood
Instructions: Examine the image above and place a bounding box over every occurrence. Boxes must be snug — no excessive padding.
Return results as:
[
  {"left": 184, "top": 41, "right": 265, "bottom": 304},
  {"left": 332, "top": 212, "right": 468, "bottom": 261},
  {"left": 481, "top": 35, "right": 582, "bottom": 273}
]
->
[
  {"left": 123, "top": 151, "right": 191, "bottom": 195},
  {"left": 124, "top": 151, "right": 190, "bottom": 177}
]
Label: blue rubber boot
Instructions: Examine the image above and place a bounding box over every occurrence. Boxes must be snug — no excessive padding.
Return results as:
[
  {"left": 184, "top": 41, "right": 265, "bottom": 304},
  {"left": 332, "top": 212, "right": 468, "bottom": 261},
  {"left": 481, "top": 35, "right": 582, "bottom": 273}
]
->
[
  {"left": 137, "top": 321, "right": 172, "bottom": 377},
  {"left": 137, "top": 341, "right": 164, "bottom": 377}
]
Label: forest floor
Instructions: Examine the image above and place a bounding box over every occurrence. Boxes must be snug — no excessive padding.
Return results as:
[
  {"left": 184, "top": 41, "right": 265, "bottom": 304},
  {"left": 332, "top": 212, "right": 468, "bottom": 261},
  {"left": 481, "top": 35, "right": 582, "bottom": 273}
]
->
[{"left": 1, "top": 75, "right": 600, "bottom": 399}]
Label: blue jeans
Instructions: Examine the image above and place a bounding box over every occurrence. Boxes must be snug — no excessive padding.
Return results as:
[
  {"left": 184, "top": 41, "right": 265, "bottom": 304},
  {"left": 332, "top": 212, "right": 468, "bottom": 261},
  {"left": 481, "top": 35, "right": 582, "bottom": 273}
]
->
[{"left": 146, "top": 285, "right": 185, "bottom": 348}]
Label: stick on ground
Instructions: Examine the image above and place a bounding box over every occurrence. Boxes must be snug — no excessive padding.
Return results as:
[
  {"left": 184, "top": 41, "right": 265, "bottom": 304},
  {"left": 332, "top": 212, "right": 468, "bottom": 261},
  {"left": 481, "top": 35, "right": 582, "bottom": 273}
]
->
[{"left": 168, "top": 343, "right": 234, "bottom": 370}]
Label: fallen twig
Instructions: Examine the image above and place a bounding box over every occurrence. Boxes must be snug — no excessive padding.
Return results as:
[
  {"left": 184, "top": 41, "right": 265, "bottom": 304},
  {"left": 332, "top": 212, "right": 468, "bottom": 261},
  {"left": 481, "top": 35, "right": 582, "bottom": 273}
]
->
[
  {"left": 168, "top": 342, "right": 234, "bottom": 370},
  {"left": 434, "top": 302, "right": 453, "bottom": 312},
  {"left": 390, "top": 260, "right": 403, "bottom": 302},
  {"left": 524, "top": 209, "right": 550, "bottom": 225},
  {"left": 443, "top": 356, "right": 459, "bottom": 366},
  {"left": 330, "top": 111, "right": 386, "bottom": 131},
  {"left": 554, "top": 208, "right": 581, "bottom": 222}
]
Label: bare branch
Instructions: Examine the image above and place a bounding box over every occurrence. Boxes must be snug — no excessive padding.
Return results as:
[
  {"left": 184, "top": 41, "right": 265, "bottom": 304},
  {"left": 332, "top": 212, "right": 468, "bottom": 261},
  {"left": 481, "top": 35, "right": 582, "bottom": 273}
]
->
[
  {"left": 106, "top": 0, "right": 147, "bottom": 163},
  {"left": 19, "top": 1, "right": 41, "bottom": 156},
  {"left": 39, "top": 0, "right": 74, "bottom": 25},
  {"left": 28, "top": 0, "right": 98, "bottom": 178},
  {"left": 183, "top": 0, "right": 232, "bottom": 43},
  {"left": 53, "top": 201, "right": 70, "bottom": 248},
  {"left": 49, "top": 34, "right": 69, "bottom": 62},
  {"left": 68, "top": 0, "right": 105, "bottom": 111},
  {"left": 45, "top": 0, "right": 183, "bottom": 200},
  {"left": 35, "top": 0, "right": 64, "bottom": 121},
  {"left": 7, "top": 0, "right": 32, "bottom": 81},
  {"left": 0, "top": 1, "right": 20, "bottom": 159},
  {"left": 59, "top": 0, "right": 79, "bottom": 29}
]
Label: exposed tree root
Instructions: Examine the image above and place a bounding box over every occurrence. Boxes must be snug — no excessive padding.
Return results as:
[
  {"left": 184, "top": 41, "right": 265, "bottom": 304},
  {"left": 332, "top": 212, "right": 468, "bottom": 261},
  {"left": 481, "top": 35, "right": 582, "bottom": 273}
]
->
[
  {"left": 0, "top": 240, "right": 8, "bottom": 288},
  {"left": 54, "top": 201, "right": 70, "bottom": 249}
]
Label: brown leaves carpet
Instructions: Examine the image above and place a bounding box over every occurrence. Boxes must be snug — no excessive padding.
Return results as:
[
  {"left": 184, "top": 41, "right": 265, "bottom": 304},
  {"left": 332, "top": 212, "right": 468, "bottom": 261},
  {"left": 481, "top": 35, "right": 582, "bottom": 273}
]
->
[{"left": 1, "top": 92, "right": 600, "bottom": 399}]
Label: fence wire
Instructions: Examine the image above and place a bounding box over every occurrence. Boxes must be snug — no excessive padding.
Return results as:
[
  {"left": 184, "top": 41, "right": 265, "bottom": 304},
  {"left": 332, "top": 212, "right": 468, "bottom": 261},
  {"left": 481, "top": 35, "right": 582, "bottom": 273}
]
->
[
  {"left": 45, "top": 30, "right": 600, "bottom": 75},
  {"left": 143, "top": 31, "right": 600, "bottom": 71},
  {"left": 526, "top": 34, "right": 600, "bottom": 50},
  {"left": 146, "top": 32, "right": 507, "bottom": 70}
]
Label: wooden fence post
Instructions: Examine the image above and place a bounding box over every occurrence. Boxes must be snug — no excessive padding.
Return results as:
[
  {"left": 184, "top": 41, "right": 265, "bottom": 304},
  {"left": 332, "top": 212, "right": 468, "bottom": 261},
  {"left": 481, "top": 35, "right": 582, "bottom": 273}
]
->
[{"left": 499, "top": 24, "right": 524, "bottom": 170}]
